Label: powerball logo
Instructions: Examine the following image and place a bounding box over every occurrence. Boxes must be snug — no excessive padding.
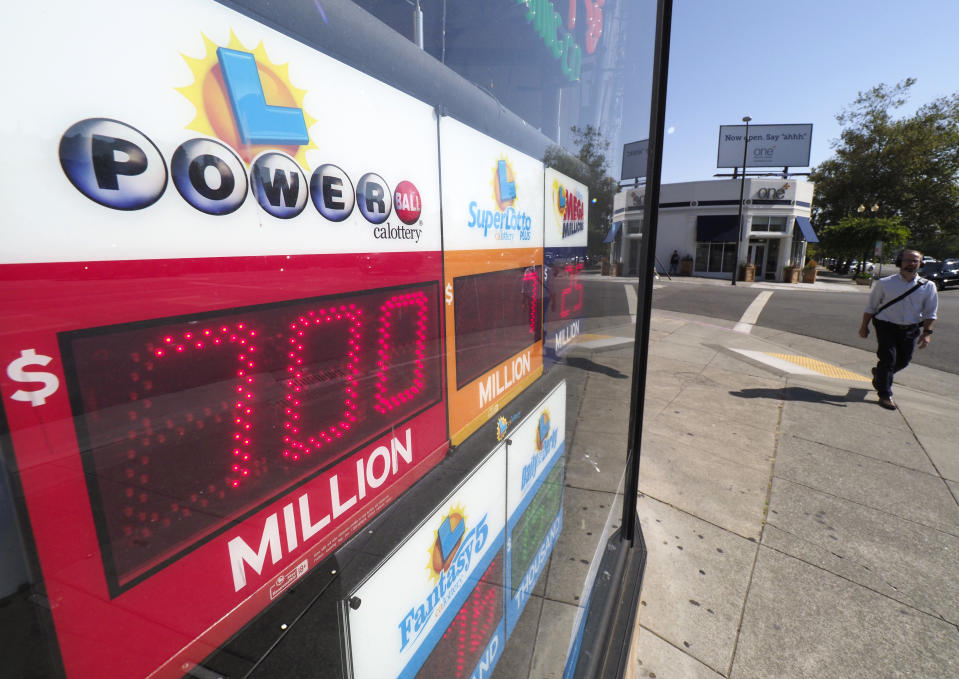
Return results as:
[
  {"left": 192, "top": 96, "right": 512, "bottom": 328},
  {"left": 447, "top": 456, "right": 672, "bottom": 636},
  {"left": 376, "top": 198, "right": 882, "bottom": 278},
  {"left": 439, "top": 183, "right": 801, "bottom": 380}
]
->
[
  {"left": 178, "top": 31, "right": 316, "bottom": 166},
  {"left": 59, "top": 31, "right": 422, "bottom": 224},
  {"left": 466, "top": 157, "right": 532, "bottom": 241}
]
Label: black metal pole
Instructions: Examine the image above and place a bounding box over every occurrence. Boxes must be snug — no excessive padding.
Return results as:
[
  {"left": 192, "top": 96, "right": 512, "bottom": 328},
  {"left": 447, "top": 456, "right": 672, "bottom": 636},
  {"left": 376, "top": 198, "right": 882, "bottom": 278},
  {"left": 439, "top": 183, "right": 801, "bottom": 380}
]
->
[
  {"left": 621, "top": 0, "right": 672, "bottom": 544},
  {"left": 731, "top": 116, "right": 750, "bottom": 286}
]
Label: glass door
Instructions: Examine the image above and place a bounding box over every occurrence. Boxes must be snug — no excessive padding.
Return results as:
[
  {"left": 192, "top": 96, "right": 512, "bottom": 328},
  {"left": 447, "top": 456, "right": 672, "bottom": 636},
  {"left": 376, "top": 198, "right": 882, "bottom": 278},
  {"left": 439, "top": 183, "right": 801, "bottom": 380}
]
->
[{"left": 748, "top": 240, "right": 767, "bottom": 279}]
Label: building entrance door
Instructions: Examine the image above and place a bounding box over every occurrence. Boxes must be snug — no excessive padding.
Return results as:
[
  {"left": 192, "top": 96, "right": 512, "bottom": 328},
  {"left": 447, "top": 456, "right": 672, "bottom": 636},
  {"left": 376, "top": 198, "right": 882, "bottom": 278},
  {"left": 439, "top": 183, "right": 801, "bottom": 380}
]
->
[{"left": 748, "top": 240, "right": 766, "bottom": 279}]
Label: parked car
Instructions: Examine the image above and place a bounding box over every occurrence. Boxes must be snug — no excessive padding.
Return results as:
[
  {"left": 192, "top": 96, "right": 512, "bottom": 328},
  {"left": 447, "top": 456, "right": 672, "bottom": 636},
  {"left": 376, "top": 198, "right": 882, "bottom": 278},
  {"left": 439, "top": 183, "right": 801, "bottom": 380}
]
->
[{"left": 922, "top": 258, "right": 959, "bottom": 290}]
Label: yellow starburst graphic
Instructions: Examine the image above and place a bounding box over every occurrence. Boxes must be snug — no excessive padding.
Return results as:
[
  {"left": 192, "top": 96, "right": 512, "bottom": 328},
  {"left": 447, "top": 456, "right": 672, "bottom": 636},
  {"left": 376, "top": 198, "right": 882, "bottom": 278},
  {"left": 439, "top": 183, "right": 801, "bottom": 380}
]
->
[
  {"left": 176, "top": 31, "right": 317, "bottom": 166},
  {"left": 426, "top": 503, "right": 468, "bottom": 585},
  {"left": 552, "top": 179, "right": 567, "bottom": 234}
]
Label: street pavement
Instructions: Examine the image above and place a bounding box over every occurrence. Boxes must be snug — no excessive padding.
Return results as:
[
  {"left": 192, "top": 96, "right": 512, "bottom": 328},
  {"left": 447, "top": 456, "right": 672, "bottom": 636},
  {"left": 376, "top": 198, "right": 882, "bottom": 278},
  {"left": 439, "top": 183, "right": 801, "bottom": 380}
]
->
[{"left": 567, "top": 273, "right": 959, "bottom": 679}]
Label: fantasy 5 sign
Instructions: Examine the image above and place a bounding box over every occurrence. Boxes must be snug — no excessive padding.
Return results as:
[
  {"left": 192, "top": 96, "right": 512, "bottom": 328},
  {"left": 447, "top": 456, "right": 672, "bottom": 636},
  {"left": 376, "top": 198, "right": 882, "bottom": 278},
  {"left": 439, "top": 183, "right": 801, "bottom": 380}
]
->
[
  {"left": 516, "top": 0, "right": 606, "bottom": 82},
  {"left": 348, "top": 446, "right": 507, "bottom": 679}
]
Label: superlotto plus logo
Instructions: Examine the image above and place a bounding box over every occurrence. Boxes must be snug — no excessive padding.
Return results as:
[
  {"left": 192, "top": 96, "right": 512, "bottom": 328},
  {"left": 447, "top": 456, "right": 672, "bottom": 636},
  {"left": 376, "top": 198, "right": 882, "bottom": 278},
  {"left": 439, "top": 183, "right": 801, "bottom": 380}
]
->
[
  {"left": 551, "top": 179, "right": 585, "bottom": 239},
  {"left": 397, "top": 504, "right": 489, "bottom": 652},
  {"left": 58, "top": 32, "right": 422, "bottom": 230},
  {"left": 466, "top": 158, "right": 532, "bottom": 241}
]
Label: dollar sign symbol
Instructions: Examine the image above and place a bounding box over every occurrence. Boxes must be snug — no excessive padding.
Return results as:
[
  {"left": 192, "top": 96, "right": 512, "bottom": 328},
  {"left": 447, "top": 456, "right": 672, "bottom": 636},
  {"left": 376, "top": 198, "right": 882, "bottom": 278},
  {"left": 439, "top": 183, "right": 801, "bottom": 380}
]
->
[
  {"left": 445, "top": 283, "right": 453, "bottom": 306},
  {"left": 7, "top": 349, "right": 60, "bottom": 407}
]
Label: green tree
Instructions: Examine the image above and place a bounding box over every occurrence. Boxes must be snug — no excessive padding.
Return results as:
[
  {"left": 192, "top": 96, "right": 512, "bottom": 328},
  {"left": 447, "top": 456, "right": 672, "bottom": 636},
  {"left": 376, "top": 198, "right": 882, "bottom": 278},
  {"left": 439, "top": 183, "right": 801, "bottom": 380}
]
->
[
  {"left": 817, "top": 215, "right": 909, "bottom": 273},
  {"left": 543, "top": 125, "right": 619, "bottom": 259},
  {"left": 810, "top": 79, "right": 959, "bottom": 257}
]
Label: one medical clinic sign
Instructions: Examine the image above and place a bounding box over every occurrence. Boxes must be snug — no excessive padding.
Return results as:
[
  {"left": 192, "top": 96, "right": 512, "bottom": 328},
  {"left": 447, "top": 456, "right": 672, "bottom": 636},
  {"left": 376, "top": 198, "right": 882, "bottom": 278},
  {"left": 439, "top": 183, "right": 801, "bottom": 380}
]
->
[{"left": 717, "top": 123, "right": 813, "bottom": 168}]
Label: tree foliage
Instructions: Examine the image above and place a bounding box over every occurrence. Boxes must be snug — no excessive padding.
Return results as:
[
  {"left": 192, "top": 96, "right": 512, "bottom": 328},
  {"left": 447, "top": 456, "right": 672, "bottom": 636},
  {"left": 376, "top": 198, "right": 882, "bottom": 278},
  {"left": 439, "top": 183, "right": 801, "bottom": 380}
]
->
[
  {"left": 810, "top": 79, "right": 959, "bottom": 257},
  {"left": 817, "top": 215, "right": 909, "bottom": 272},
  {"left": 543, "top": 125, "right": 619, "bottom": 258}
]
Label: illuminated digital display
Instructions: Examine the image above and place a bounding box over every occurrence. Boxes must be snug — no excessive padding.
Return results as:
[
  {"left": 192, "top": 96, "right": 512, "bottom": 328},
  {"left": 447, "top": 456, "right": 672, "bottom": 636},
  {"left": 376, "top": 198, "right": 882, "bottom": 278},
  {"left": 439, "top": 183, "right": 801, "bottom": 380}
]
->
[
  {"left": 62, "top": 282, "right": 443, "bottom": 588},
  {"left": 453, "top": 266, "right": 542, "bottom": 388},
  {"left": 544, "top": 248, "right": 587, "bottom": 364},
  {"left": 414, "top": 552, "right": 504, "bottom": 679},
  {"left": 557, "top": 261, "right": 584, "bottom": 319},
  {"left": 509, "top": 459, "right": 563, "bottom": 592}
]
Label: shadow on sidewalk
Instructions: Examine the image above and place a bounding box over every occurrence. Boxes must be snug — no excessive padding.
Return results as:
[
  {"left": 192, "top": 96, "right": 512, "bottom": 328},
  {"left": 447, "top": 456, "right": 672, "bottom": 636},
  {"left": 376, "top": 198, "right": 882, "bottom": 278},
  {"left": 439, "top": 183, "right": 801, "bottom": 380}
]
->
[
  {"left": 565, "top": 356, "right": 630, "bottom": 379},
  {"left": 728, "top": 386, "right": 871, "bottom": 406}
]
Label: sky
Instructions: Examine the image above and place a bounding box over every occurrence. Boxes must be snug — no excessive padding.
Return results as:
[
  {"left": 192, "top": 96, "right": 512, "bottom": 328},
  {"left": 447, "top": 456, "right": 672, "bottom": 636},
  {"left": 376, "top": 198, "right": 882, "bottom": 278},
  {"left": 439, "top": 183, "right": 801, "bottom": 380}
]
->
[{"left": 658, "top": 0, "right": 959, "bottom": 184}]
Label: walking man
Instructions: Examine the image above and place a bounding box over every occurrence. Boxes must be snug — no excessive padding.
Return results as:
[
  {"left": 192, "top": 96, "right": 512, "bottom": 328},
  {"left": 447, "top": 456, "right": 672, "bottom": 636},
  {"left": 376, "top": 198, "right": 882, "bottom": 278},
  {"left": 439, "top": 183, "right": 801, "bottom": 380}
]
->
[
  {"left": 858, "top": 248, "right": 937, "bottom": 410},
  {"left": 669, "top": 250, "right": 680, "bottom": 274}
]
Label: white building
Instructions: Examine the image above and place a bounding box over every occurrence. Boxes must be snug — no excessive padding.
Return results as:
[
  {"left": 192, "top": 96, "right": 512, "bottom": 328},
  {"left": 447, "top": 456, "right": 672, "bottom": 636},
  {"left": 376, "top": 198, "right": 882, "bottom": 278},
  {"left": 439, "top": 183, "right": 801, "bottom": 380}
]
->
[{"left": 610, "top": 178, "right": 817, "bottom": 281}]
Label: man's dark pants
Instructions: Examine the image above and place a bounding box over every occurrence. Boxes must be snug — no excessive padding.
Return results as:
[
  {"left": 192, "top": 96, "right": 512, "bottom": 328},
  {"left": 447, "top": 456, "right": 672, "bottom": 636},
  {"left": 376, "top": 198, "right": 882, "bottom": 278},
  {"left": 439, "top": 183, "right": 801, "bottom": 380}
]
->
[{"left": 872, "top": 319, "right": 921, "bottom": 398}]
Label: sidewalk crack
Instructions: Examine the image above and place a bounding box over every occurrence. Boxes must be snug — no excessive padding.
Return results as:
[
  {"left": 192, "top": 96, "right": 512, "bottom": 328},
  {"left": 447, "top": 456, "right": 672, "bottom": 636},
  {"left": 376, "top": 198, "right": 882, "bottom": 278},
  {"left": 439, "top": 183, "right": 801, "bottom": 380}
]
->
[
  {"left": 725, "top": 382, "right": 786, "bottom": 677},
  {"left": 767, "top": 475, "right": 959, "bottom": 540},
  {"left": 898, "top": 409, "right": 959, "bottom": 508},
  {"left": 759, "top": 533, "right": 955, "bottom": 629},
  {"left": 636, "top": 624, "right": 728, "bottom": 677}
]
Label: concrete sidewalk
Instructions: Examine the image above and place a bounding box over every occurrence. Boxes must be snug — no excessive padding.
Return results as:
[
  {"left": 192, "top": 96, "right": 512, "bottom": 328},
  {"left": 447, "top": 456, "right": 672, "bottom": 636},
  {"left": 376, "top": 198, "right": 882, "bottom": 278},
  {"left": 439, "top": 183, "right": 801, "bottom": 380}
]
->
[{"left": 618, "top": 307, "right": 959, "bottom": 678}]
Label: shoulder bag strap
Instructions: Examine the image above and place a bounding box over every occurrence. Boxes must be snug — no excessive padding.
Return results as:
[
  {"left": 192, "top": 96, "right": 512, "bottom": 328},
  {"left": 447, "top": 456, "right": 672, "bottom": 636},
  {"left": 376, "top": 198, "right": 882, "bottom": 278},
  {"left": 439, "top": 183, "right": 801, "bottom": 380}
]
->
[{"left": 875, "top": 280, "right": 925, "bottom": 316}]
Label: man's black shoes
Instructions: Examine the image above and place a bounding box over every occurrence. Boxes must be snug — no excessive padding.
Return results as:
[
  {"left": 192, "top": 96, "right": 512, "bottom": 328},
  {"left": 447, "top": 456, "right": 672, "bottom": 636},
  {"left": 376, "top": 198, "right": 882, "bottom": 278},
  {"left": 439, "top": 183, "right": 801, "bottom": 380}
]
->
[{"left": 878, "top": 397, "right": 897, "bottom": 410}]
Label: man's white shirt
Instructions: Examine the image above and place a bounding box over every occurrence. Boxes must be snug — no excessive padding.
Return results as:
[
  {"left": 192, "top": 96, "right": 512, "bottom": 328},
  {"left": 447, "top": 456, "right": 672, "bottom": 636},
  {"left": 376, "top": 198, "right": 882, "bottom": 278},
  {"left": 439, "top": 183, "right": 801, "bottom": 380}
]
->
[{"left": 865, "top": 273, "right": 938, "bottom": 324}]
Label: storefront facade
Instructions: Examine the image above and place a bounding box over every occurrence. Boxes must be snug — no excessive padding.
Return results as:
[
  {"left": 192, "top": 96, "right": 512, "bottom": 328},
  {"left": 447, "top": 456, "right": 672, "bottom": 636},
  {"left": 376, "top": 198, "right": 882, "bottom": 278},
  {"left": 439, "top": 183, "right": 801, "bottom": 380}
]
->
[{"left": 612, "top": 178, "right": 816, "bottom": 280}]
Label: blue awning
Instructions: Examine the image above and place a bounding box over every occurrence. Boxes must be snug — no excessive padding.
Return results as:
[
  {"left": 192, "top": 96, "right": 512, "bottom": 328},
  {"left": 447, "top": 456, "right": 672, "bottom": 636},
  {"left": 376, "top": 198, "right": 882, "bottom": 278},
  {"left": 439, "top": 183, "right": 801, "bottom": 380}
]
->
[
  {"left": 795, "top": 216, "right": 819, "bottom": 243},
  {"left": 603, "top": 221, "right": 622, "bottom": 243}
]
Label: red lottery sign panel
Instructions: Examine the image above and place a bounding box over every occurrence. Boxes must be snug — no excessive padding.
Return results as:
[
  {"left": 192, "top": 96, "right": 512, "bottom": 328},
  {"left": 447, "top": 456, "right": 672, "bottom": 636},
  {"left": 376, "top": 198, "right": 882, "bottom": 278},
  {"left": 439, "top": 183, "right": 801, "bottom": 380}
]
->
[{"left": 63, "top": 282, "right": 443, "bottom": 591}]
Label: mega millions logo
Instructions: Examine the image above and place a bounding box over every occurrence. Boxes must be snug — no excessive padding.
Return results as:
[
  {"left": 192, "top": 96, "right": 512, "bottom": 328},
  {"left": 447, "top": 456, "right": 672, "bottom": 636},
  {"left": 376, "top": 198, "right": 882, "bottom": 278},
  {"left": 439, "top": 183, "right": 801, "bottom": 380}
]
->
[
  {"left": 535, "top": 409, "right": 551, "bottom": 451},
  {"left": 551, "top": 180, "right": 585, "bottom": 238},
  {"left": 428, "top": 504, "right": 467, "bottom": 584}
]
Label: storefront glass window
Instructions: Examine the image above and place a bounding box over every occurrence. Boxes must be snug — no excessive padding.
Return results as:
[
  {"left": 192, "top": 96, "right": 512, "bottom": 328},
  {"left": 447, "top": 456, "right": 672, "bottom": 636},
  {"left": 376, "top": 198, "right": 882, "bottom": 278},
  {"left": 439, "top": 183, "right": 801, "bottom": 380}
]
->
[
  {"left": 790, "top": 226, "right": 805, "bottom": 265},
  {"left": 723, "top": 244, "right": 738, "bottom": 272},
  {"left": 708, "top": 243, "right": 725, "bottom": 271},
  {"left": 696, "top": 242, "right": 736, "bottom": 273},
  {"left": 695, "top": 243, "right": 710, "bottom": 271},
  {"left": 751, "top": 215, "right": 787, "bottom": 232},
  {"left": 766, "top": 239, "right": 782, "bottom": 279}
]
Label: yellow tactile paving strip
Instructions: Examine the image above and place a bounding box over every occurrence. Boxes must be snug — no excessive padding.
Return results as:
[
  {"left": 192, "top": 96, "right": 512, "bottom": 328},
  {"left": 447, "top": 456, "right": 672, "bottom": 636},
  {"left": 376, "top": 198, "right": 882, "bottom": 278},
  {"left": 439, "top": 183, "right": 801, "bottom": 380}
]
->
[{"left": 767, "top": 353, "right": 870, "bottom": 382}]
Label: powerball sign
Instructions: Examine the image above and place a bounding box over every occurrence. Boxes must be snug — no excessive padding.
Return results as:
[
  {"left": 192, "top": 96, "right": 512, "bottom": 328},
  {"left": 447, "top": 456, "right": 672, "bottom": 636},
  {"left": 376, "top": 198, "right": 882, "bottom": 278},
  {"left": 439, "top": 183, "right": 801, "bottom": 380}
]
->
[{"left": 0, "top": 1, "right": 447, "bottom": 677}]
